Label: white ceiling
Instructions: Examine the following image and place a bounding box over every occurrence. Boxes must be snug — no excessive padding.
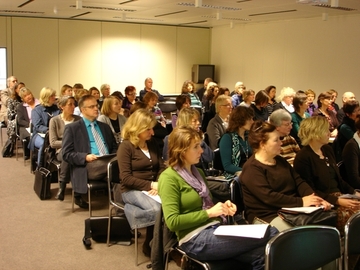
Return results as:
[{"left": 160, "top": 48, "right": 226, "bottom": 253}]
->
[{"left": 1, "top": 0, "right": 360, "bottom": 28}]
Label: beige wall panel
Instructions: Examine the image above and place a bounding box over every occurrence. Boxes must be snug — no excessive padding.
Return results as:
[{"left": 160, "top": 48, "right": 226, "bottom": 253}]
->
[
  {"left": 175, "top": 27, "right": 211, "bottom": 93},
  {"left": 0, "top": 17, "right": 7, "bottom": 46},
  {"left": 59, "top": 20, "right": 101, "bottom": 92},
  {"left": 211, "top": 15, "right": 360, "bottom": 98},
  {"left": 139, "top": 25, "right": 177, "bottom": 94},
  {"left": 101, "top": 22, "right": 141, "bottom": 92},
  {"left": 12, "top": 18, "right": 58, "bottom": 97}
]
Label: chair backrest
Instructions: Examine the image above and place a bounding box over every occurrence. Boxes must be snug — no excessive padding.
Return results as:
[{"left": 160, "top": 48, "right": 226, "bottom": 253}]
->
[
  {"left": 230, "top": 178, "right": 245, "bottom": 217},
  {"left": 265, "top": 225, "right": 342, "bottom": 270},
  {"left": 107, "top": 157, "right": 121, "bottom": 205},
  {"left": 344, "top": 212, "right": 360, "bottom": 270},
  {"left": 213, "top": 148, "right": 224, "bottom": 172}
]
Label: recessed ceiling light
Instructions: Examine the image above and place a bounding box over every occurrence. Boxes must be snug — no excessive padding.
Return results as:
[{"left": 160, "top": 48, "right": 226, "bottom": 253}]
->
[{"left": 177, "top": 2, "right": 241, "bottom": 11}]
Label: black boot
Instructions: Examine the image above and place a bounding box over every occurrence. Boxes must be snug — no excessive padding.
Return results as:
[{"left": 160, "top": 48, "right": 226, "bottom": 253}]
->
[
  {"left": 55, "top": 181, "right": 66, "bottom": 201},
  {"left": 74, "top": 194, "right": 89, "bottom": 209}
]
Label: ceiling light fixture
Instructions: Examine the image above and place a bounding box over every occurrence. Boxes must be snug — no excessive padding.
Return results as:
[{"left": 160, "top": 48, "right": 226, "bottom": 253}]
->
[
  {"left": 216, "top": 11, "right": 222, "bottom": 20},
  {"left": 195, "top": 0, "right": 202, "bottom": 8}
]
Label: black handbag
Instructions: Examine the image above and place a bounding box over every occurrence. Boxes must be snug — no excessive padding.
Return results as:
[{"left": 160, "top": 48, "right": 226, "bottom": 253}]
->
[
  {"left": 2, "top": 138, "right": 14, "bottom": 158},
  {"left": 278, "top": 208, "right": 338, "bottom": 227},
  {"left": 34, "top": 167, "right": 52, "bottom": 200},
  {"left": 83, "top": 216, "right": 132, "bottom": 248}
]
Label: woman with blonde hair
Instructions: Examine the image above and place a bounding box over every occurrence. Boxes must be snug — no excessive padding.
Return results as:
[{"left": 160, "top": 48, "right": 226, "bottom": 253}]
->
[
  {"left": 294, "top": 116, "right": 360, "bottom": 234},
  {"left": 239, "top": 89, "right": 255, "bottom": 107},
  {"left": 29, "top": 87, "right": 60, "bottom": 167},
  {"left": 116, "top": 108, "right": 165, "bottom": 257},
  {"left": 98, "top": 96, "right": 127, "bottom": 145},
  {"left": 159, "top": 126, "right": 278, "bottom": 268}
]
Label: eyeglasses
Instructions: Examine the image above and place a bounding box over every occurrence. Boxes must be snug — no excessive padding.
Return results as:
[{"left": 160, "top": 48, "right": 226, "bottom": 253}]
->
[
  {"left": 220, "top": 104, "right": 233, "bottom": 108},
  {"left": 127, "top": 92, "right": 136, "bottom": 96},
  {"left": 83, "top": 104, "right": 98, "bottom": 109},
  {"left": 282, "top": 122, "right": 293, "bottom": 127}
]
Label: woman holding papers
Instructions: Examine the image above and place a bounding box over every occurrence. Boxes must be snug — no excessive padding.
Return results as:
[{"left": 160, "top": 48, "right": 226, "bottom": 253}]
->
[
  {"left": 159, "top": 126, "right": 278, "bottom": 270},
  {"left": 294, "top": 116, "right": 360, "bottom": 233},
  {"left": 116, "top": 109, "right": 165, "bottom": 257},
  {"left": 241, "top": 121, "right": 331, "bottom": 232}
]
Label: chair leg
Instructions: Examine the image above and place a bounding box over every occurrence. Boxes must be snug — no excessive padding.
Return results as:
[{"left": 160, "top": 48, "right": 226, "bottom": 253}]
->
[
  {"left": 107, "top": 207, "right": 112, "bottom": 246},
  {"left": 88, "top": 188, "right": 92, "bottom": 217},
  {"left": 135, "top": 227, "right": 138, "bottom": 266},
  {"left": 72, "top": 189, "right": 75, "bottom": 213}
]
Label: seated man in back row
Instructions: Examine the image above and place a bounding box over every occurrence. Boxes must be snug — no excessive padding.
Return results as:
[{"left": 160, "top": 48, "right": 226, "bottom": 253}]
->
[{"left": 62, "top": 95, "right": 117, "bottom": 209}]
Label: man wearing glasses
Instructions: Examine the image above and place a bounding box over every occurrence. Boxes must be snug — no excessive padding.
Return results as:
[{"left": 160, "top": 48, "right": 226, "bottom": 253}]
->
[
  {"left": 62, "top": 95, "right": 117, "bottom": 209},
  {"left": 0, "top": 75, "right": 18, "bottom": 125}
]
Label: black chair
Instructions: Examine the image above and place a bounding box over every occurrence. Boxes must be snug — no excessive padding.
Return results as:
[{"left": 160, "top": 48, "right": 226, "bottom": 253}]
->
[
  {"left": 158, "top": 101, "right": 177, "bottom": 120},
  {"left": 213, "top": 148, "right": 224, "bottom": 172},
  {"left": 106, "top": 157, "right": 141, "bottom": 265},
  {"left": 229, "top": 178, "right": 247, "bottom": 224},
  {"left": 265, "top": 225, "right": 342, "bottom": 270},
  {"left": 344, "top": 212, "right": 360, "bottom": 270}
]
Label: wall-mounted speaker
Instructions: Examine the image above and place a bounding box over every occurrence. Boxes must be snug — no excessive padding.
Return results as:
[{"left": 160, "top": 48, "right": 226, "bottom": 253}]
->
[{"left": 192, "top": 64, "right": 215, "bottom": 84}]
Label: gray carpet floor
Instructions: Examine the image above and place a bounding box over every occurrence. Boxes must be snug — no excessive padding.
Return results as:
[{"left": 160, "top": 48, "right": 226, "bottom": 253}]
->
[{"left": 0, "top": 130, "right": 178, "bottom": 270}]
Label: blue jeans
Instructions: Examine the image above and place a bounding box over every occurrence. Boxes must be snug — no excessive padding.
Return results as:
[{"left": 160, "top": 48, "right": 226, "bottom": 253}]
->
[
  {"left": 180, "top": 225, "right": 279, "bottom": 270},
  {"left": 121, "top": 190, "right": 161, "bottom": 229},
  {"left": 33, "top": 134, "right": 44, "bottom": 166}
]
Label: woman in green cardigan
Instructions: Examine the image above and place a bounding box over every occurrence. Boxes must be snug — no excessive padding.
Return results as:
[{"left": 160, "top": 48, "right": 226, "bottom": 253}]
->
[{"left": 158, "top": 126, "right": 277, "bottom": 270}]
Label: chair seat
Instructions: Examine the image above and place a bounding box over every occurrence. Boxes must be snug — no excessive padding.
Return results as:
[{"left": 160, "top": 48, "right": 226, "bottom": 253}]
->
[{"left": 88, "top": 180, "right": 108, "bottom": 190}]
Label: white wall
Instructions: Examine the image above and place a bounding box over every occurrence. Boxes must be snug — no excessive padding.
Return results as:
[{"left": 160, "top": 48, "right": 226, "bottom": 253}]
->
[
  {"left": 211, "top": 14, "right": 360, "bottom": 100},
  {"left": 1, "top": 17, "right": 211, "bottom": 97}
]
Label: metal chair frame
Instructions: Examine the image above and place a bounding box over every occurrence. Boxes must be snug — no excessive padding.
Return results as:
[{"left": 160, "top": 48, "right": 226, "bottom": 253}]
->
[
  {"left": 106, "top": 158, "right": 141, "bottom": 265},
  {"left": 344, "top": 211, "right": 360, "bottom": 270}
]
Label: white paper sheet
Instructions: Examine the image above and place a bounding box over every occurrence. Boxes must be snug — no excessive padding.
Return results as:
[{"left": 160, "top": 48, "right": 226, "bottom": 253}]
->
[
  {"left": 281, "top": 206, "right": 323, "bottom": 214},
  {"left": 142, "top": 191, "right": 162, "bottom": 204},
  {"left": 213, "top": 224, "right": 269, "bottom": 239}
]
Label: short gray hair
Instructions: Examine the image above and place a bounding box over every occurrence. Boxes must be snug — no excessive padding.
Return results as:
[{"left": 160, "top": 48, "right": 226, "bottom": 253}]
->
[{"left": 269, "top": 109, "right": 291, "bottom": 127}]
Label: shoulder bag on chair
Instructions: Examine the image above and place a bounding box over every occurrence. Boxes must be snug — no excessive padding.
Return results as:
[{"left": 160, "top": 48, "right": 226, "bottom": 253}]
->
[
  {"left": 278, "top": 208, "right": 338, "bottom": 227},
  {"left": 33, "top": 167, "right": 52, "bottom": 200}
]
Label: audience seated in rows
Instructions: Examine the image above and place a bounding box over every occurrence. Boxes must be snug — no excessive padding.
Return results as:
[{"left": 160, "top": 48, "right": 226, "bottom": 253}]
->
[
  {"left": 195, "top": 77, "right": 212, "bottom": 101},
  {"left": 62, "top": 95, "right": 117, "bottom": 209},
  {"left": 305, "top": 89, "right": 317, "bottom": 116},
  {"left": 337, "top": 91, "right": 356, "bottom": 124},
  {"left": 6, "top": 82, "right": 25, "bottom": 152},
  {"left": 241, "top": 120, "right": 332, "bottom": 231},
  {"left": 116, "top": 109, "right": 164, "bottom": 257},
  {"left": 159, "top": 126, "right": 278, "bottom": 268},
  {"left": 0, "top": 75, "right": 18, "bottom": 125},
  {"left": 294, "top": 116, "right": 360, "bottom": 235},
  {"left": 219, "top": 106, "right": 253, "bottom": 180},
  {"left": 273, "top": 87, "right": 295, "bottom": 114},
  {"left": 265, "top": 85, "right": 277, "bottom": 116},
  {"left": 230, "top": 81, "right": 245, "bottom": 107},
  {"left": 250, "top": 90, "right": 269, "bottom": 122},
  {"left": 239, "top": 89, "right": 255, "bottom": 108},
  {"left": 98, "top": 96, "right": 127, "bottom": 145},
  {"left": 16, "top": 87, "right": 40, "bottom": 158},
  {"left": 171, "top": 94, "right": 190, "bottom": 128},
  {"left": 139, "top": 78, "right": 164, "bottom": 102},
  {"left": 206, "top": 94, "right": 232, "bottom": 150},
  {"left": 269, "top": 109, "right": 300, "bottom": 166},
  {"left": 313, "top": 91, "right": 339, "bottom": 138},
  {"left": 290, "top": 91, "right": 310, "bottom": 147},
  {"left": 29, "top": 87, "right": 60, "bottom": 167},
  {"left": 49, "top": 96, "right": 81, "bottom": 201}
]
